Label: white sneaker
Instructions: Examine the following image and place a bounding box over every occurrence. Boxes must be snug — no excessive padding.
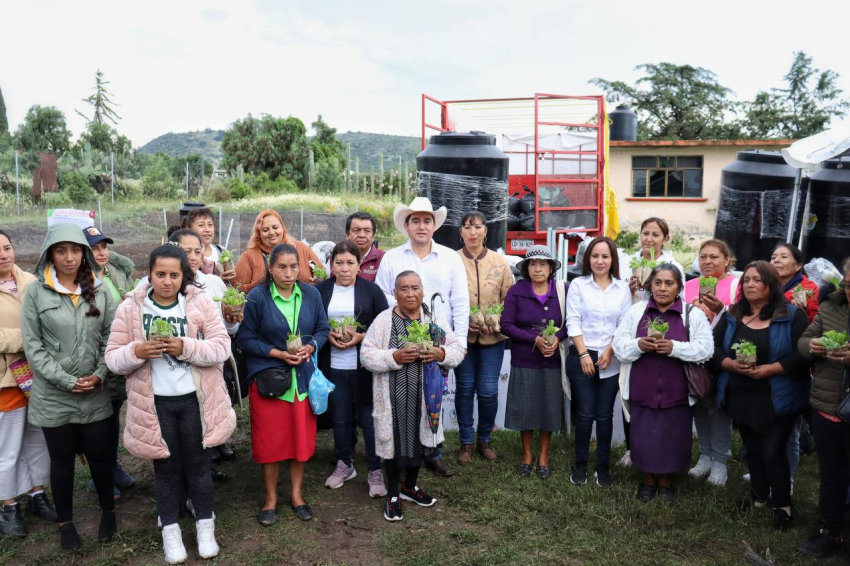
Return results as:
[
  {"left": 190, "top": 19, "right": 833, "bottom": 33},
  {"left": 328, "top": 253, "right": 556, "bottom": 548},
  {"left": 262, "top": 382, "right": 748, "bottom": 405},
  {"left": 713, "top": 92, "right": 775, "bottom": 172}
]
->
[
  {"left": 707, "top": 461, "right": 727, "bottom": 486},
  {"left": 689, "top": 456, "right": 712, "bottom": 478},
  {"left": 196, "top": 517, "right": 220, "bottom": 559},
  {"left": 743, "top": 473, "right": 751, "bottom": 483},
  {"left": 162, "top": 523, "right": 188, "bottom": 564}
]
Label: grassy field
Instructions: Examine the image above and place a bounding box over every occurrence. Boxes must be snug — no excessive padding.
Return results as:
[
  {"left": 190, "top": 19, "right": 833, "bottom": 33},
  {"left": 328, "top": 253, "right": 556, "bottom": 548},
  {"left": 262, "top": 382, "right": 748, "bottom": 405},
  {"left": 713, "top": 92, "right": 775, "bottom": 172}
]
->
[{"left": 0, "top": 403, "right": 845, "bottom": 566}]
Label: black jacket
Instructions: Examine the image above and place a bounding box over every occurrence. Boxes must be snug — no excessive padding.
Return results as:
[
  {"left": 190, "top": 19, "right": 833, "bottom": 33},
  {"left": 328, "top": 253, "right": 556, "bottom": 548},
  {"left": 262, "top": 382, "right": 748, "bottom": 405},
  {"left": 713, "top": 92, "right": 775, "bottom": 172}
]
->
[{"left": 315, "top": 276, "right": 389, "bottom": 384}]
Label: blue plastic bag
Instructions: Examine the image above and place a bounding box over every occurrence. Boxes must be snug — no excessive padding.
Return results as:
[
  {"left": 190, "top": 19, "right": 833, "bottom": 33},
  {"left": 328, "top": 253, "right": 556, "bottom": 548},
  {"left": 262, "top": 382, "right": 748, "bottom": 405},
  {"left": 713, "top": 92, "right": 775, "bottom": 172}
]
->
[{"left": 308, "top": 352, "right": 335, "bottom": 415}]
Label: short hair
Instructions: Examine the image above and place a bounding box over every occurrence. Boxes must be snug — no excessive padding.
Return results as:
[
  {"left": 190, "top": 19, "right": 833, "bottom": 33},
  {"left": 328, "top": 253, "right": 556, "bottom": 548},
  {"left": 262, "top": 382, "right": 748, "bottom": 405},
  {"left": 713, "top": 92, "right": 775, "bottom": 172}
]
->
[
  {"left": 580, "top": 236, "right": 620, "bottom": 279},
  {"left": 181, "top": 207, "right": 215, "bottom": 229},
  {"left": 331, "top": 240, "right": 361, "bottom": 264},
  {"left": 265, "top": 243, "right": 299, "bottom": 285},
  {"left": 394, "top": 270, "right": 422, "bottom": 288},
  {"left": 699, "top": 239, "right": 736, "bottom": 272},
  {"left": 461, "top": 211, "right": 486, "bottom": 226},
  {"left": 345, "top": 211, "right": 376, "bottom": 234},
  {"left": 729, "top": 261, "right": 785, "bottom": 321},
  {"left": 648, "top": 262, "right": 684, "bottom": 297},
  {"left": 404, "top": 213, "right": 434, "bottom": 225},
  {"left": 772, "top": 243, "right": 807, "bottom": 276}
]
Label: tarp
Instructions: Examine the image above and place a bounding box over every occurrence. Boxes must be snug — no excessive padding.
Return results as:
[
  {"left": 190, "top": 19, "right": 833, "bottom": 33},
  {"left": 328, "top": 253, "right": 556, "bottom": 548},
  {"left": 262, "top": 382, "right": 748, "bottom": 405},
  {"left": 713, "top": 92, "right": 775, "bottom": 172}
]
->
[{"left": 782, "top": 120, "right": 850, "bottom": 170}]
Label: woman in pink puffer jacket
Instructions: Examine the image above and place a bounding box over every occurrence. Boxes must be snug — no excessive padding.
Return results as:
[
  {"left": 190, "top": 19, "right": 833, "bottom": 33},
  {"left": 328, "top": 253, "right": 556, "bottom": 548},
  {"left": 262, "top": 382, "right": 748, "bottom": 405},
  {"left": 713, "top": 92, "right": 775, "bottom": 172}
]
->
[{"left": 105, "top": 244, "right": 234, "bottom": 564}]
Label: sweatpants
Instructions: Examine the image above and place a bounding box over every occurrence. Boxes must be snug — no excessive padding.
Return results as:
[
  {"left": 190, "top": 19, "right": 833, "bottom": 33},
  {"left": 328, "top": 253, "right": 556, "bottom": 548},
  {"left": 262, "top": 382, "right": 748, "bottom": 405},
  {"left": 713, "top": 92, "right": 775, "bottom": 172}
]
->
[
  {"left": 693, "top": 402, "right": 733, "bottom": 465},
  {"left": 739, "top": 416, "right": 797, "bottom": 508},
  {"left": 153, "top": 396, "right": 213, "bottom": 526},
  {"left": 41, "top": 418, "right": 114, "bottom": 522},
  {"left": 0, "top": 407, "right": 51, "bottom": 500}
]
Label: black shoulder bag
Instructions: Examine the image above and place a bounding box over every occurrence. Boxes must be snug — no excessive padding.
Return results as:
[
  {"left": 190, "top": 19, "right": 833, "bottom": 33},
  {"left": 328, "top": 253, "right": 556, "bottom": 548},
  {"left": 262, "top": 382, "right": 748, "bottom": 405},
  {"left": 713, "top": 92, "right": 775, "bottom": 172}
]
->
[{"left": 255, "top": 291, "right": 298, "bottom": 397}]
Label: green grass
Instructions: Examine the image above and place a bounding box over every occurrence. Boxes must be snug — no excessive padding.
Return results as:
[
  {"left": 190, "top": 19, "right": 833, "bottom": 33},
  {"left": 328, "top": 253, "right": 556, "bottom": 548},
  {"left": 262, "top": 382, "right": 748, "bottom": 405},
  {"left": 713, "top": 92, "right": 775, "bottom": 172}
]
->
[{"left": 0, "top": 419, "right": 844, "bottom": 565}]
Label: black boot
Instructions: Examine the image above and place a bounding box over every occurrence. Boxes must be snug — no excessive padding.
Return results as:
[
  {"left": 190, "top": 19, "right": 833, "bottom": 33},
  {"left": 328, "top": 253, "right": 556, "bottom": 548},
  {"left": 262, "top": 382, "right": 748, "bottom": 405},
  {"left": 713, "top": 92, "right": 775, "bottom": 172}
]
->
[
  {"left": 59, "top": 522, "right": 81, "bottom": 551},
  {"left": 27, "top": 492, "right": 58, "bottom": 522},
  {"left": 217, "top": 443, "right": 235, "bottom": 461},
  {"left": 0, "top": 504, "right": 27, "bottom": 539},
  {"left": 771, "top": 507, "right": 792, "bottom": 532},
  {"left": 98, "top": 509, "right": 117, "bottom": 542}
]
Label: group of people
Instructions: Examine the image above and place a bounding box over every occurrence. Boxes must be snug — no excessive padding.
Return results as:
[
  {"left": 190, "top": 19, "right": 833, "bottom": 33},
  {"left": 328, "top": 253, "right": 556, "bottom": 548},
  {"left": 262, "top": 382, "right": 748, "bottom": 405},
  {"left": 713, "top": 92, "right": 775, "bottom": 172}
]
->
[{"left": 1, "top": 198, "right": 848, "bottom": 561}]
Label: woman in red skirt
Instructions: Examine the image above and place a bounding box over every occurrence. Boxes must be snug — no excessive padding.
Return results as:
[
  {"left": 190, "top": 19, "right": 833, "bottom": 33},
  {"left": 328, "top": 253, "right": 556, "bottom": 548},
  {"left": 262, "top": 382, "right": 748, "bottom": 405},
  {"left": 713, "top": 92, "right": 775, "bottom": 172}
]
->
[{"left": 236, "top": 243, "right": 330, "bottom": 524}]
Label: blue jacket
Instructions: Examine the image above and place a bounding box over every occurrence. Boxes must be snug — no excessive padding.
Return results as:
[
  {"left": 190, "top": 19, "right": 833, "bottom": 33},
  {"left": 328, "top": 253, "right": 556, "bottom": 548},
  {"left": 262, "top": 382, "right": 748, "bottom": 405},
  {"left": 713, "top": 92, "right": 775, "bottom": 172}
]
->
[
  {"left": 714, "top": 303, "right": 809, "bottom": 417},
  {"left": 236, "top": 281, "right": 330, "bottom": 396}
]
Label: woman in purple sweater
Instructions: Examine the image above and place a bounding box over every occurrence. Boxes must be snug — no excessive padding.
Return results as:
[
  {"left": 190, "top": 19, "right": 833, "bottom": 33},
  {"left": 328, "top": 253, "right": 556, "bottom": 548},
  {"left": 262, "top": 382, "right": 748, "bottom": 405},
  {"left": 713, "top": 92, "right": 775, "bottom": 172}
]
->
[{"left": 501, "top": 246, "right": 569, "bottom": 480}]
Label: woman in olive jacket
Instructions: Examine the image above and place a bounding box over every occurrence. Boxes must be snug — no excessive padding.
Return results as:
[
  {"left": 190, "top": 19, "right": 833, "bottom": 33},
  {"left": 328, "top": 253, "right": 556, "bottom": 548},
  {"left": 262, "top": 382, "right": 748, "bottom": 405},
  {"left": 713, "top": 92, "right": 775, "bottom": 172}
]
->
[
  {"left": 797, "top": 257, "right": 850, "bottom": 558},
  {"left": 21, "top": 223, "right": 117, "bottom": 552}
]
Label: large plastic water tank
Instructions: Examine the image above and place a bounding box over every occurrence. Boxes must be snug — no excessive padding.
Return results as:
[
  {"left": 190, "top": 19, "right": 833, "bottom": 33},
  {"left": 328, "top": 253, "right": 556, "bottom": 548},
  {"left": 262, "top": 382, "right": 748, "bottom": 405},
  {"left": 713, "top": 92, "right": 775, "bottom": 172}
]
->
[
  {"left": 416, "top": 132, "right": 509, "bottom": 251},
  {"left": 800, "top": 159, "right": 850, "bottom": 267},
  {"left": 609, "top": 105, "right": 637, "bottom": 142},
  {"left": 714, "top": 151, "right": 808, "bottom": 268}
]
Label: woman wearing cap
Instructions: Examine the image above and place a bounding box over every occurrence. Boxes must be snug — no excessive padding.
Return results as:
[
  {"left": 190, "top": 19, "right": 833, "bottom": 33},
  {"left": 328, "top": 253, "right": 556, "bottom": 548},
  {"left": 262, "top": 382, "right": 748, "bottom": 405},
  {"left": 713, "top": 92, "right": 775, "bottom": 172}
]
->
[
  {"left": 21, "top": 223, "right": 118, "bottom": 551},
  {"left": 84, "top": 227, "right": 136, "bottom": 498},
  {"left": 613, "top": 263, "right": 713, "bottom": 505},
  {"left": 233, "top": 210, "right": 324, "bottom": 294},
  {"left": 501, "top": 246, "right": 569, "bottom": 480},
  {"left": 455, "top": 211, "right": 514, "bottom": 465},
  {"left": 0, "top": 230, "right": 57, "bottom": 539}
]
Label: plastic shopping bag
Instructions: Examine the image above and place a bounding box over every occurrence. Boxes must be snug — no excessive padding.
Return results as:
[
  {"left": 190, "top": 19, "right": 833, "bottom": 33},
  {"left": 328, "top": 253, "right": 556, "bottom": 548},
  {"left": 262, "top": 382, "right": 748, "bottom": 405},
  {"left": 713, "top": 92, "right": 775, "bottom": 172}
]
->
[{"left": 308, "top": 353, "right": 335, "bottom": 415}]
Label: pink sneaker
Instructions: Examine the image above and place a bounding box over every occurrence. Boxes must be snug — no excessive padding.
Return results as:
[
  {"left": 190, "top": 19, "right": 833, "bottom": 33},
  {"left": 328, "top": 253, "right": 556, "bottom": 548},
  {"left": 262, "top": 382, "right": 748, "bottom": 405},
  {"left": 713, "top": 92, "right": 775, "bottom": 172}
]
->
[
  {"left": 368, "top": 469, "right": 387, "bottom": 498},
  {"left": 325, "top": 460, "right": 356, "bottom": 489}
]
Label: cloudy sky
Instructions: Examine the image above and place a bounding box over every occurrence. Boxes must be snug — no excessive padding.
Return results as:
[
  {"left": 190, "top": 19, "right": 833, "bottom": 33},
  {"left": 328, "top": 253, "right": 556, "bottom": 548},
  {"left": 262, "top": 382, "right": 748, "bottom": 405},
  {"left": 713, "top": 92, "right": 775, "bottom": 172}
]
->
[{"left": 2, "top": 0, "right": 848, "bottom": 147}]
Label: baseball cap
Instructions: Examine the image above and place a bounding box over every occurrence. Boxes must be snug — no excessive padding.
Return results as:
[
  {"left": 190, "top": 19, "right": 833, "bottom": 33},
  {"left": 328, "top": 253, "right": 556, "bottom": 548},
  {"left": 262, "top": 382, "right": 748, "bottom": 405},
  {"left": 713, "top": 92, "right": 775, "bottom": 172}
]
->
[{"left": 82, "top": 226, "right": 114, "bottom": 247}]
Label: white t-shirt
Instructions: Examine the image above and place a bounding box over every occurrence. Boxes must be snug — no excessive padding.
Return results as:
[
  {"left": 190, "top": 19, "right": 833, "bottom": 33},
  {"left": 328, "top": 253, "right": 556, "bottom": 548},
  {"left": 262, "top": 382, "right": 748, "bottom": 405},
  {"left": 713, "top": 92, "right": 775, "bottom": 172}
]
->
[
  {"left": 137, "top": 271, "right": 239, "bottom": 335},
  {"left": 327, "top": 284, "right": 357, "bottom": 370},
  {"left": 143, "top": 291, "right": 195, "bottom": 397},
  {"left": 205, "top": 245, "right": 221, "bottom": 263}
]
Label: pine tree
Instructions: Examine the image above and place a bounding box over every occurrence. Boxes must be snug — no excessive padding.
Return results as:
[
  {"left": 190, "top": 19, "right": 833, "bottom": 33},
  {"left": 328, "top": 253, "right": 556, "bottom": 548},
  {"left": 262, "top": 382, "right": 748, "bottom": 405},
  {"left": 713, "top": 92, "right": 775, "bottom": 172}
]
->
[
  {"left": 76, "top": 69, "right": 121, "bottom": 125},
  {"left": 0, "top": 85, "right": 9, "bottom": 139}
]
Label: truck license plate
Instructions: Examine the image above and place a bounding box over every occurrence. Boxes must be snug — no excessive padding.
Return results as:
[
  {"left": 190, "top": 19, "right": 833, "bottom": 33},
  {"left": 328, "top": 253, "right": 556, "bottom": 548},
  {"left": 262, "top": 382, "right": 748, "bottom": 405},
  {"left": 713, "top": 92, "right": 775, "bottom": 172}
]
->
[{"left": 511, "top": 239, "right": 535, "bottom": 251}]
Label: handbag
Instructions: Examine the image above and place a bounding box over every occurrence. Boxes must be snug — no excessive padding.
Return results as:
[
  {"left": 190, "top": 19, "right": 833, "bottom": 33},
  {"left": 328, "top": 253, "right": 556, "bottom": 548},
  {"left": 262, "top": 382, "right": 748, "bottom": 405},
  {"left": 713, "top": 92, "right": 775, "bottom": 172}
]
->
[
  {"left": 255, "top": 367, "right": 292, "bottom": 397},
  {"left": 683, "top": 305, "right": 715, "bottom": 399},
  {"left": 9, "top": 358, "right": 34, "bottom": 397}
]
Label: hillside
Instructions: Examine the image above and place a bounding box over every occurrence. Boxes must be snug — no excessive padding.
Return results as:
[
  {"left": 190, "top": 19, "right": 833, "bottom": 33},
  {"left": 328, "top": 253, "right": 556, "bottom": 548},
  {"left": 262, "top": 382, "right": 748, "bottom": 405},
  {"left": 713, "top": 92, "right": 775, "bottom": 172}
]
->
[
  {"left": 138, "top": 129, "right": 225, "bottom": 163},
  {"left": 138, "top": 129, "right": 421, "bottom": 170}
]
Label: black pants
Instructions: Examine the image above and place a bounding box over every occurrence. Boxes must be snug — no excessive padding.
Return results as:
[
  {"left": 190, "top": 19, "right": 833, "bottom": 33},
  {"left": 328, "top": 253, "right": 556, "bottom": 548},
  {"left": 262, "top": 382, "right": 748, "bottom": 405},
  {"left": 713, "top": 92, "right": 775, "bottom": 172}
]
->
[
  {"left": 812, "top": 411, "right": 850, "bottom": 532},
  {"left": 384, "top": 459, "right": 420, "bottom": 498},
  {"left": 738, "top": 416, "right": 797, "bottom": 508},
  {"left": 153, "top": 396, "right": 213, "bottom": 526},
  {"left": 108, "top": 399, "right": 124, "bottom": 475},
  {"left": 41, "top": 418, "right": 114, "bottom": 523}
]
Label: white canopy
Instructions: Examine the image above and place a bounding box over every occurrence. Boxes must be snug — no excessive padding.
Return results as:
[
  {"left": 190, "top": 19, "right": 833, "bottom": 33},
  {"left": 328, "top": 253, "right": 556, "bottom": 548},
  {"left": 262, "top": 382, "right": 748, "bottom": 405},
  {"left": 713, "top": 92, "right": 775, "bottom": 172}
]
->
[{"left": 782, "top": 120, "right": 850, "bottom": 170}]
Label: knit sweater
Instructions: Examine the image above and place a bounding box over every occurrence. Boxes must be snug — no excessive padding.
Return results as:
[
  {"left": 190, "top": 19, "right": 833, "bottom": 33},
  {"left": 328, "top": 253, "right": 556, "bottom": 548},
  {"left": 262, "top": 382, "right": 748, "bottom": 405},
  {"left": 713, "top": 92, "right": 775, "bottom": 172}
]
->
[{"left": 458, "top": 248, "right": 514, "bottom": 346}]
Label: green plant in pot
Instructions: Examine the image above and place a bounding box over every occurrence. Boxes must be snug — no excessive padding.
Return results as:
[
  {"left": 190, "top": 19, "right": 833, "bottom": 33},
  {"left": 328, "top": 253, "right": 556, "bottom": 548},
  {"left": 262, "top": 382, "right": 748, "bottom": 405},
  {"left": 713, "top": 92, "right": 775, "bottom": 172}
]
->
[
  {"left": 218, "top": 249, "right": 237, "bottom": 273},
  {"left": 731, "top": 339, "right": 757, "bottom": 367},
  {"left": 150, "top": 319, "right": 174, "bottom": 341},
  {"left": 646, "top": 317, "right": 669, "bottom": 340},
  {"left": 286, "top": 332, "right": 303, "bottom": 355},
  {"left": 402, "top": 319, "right": 433, "bottom": 353},
  {"left": 821, "top": 330, "right": 849, "bottom": 351},
  {"left": 214, "top": 286, "right": 247, "bottom": 317},
  {"left": 484, "top": 303, "right": 505, "bottom": 333},
  {"left": 469, "top": 305, "right": 485, "bottom": 330},
  {"left": 698, "top": 275, "right": 718, "bottom": 297},
  {"left": 629, "top": 248, "right": 658, "bottom": 289},
  {"left": 535, "top": 320, "right": 559, "bottom": 346},
  {"left": 792, "top": 283, "right": 813, "bottom": 306}
]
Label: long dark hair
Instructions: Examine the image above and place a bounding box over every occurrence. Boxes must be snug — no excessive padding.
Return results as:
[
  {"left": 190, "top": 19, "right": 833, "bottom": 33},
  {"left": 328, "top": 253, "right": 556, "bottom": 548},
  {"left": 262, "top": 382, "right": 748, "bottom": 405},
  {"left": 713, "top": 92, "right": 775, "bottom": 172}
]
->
[
  {"left": 148, "top": 243, "right": 198, "bottom": 295},
  {"left": 729, "top": 261, "right": 785, "bottom": 321},
  {"left": 580, "top": 236, "right": 620, "bottom": 279},
  {"left": 0, "top": 229, "right": 12, "bottom": 245},
  {"left": 47, "top": 242, "right": 100, "bottom": 318},
  {"left": 266, "top": 243, "right": 299, "bottom": 285},
  {"left": 168, "top": 229, "right": 206, "bottom": 289},
  {"left": 772, "top": 243, "right": 807, "bottom": 277},
  {"left": 648, "top": 262, "right": 683, "bottom": 298}
]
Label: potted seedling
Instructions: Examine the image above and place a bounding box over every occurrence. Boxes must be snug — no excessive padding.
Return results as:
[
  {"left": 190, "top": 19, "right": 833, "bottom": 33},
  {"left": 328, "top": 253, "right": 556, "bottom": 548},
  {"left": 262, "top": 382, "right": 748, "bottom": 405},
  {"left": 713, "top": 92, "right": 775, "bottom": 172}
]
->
[
  {"left": 215, "top": 286, "right": 247, "bottom": 317},
  {"left": 118, "top": 278, "right": 141, "bottom": 301},
  {"left": 469, "top": 305, "right": 486, "bottom": 330},
  {"left": 646, "top": 317, "right": 669, "bottom": 340},
  {"left": 629, "top": 249, "right": 658, "bottom": 289},
  {"left": 218, "top": 249, "right": 237, "bottom": 274},
  {"left": 331, "top": 316, "right": 363, "bottom": 342},
  {"left": 536, "top": 320, "right": 559, "bottom": 346},
  {"left": 731, "top": 340, "right": 757, "bottom": 368},
  {"left": 402, "top": 319, "right": 434, "bottom": 353},
  {"left": 792, "top": 283, "right": 813, "bottom": 306},
  {"left": 150, "top": 319, "right": 174, "bottom": 342},
  {"left": 310, "top": 260, "right": 328, "bottom": 282},
  {"left": 287, "top": 332, "right": 303, "bottom": 355},
  {"left": 821, "top": 330, "right": 849, "bottom": 352},
  {"left": 484, "top": 303, "right": 505, "bottom": 333},
  {"left": 699, "top": 276, "right": 718, "bottom": 297}
]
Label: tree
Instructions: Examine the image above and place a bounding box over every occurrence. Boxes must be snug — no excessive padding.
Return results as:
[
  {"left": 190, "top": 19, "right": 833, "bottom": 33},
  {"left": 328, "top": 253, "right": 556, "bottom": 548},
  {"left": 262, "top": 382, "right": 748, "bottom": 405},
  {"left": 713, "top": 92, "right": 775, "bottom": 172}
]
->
[
  {"left": 221, "top": 114, "right": 311, "bottom": 188},
  {"left": 590, "top": 63, "right": 741, "bottom": 140},
  {"left": 0, "top": 85, "right": 9, "bottom": 146},
  {"left": 76, "top": 69, "right": 121, "bottom": 126},
  {"left": 310, "top": 115, "right": 346, "bottom": 167},
  {"left": 76, "top": 121, "right": 133, "bottom": 155},
  {"left": 14, "top": 105, "right": 72, "bottom": 154},
  {"left": 744, "top": 51, "right": 849, "bottom": 138}
]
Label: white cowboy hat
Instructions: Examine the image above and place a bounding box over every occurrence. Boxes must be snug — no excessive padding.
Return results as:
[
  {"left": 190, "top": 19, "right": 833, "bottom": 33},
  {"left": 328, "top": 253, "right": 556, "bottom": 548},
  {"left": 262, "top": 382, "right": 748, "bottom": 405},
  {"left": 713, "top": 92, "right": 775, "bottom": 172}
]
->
[{"left": 392, "top": 197, "right": 448, "bottom": 235}]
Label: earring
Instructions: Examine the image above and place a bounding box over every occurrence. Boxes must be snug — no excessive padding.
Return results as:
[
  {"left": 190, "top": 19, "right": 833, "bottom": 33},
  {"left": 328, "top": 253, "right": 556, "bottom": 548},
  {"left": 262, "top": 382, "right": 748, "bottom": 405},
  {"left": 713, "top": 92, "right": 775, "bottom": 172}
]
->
[
  {"left": 459, "top": 236, "right": 464, "bottom": 245},
  {"left": 483, "top": 236, "right": 487, "bottom": 244}
]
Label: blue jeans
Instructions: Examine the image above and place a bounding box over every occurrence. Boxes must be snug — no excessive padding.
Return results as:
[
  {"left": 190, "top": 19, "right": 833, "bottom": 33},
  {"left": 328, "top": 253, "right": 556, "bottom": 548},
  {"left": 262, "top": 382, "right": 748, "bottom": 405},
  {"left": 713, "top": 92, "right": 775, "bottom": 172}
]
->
[
  {"left": 327, "top": 368, "right": 380, "bottom": 471},
  {"left": 566, "top": 347, "right": 619, "bottom": 467},
  {"left": 454, "top": 341, "right": 505, "bottom": 445}
]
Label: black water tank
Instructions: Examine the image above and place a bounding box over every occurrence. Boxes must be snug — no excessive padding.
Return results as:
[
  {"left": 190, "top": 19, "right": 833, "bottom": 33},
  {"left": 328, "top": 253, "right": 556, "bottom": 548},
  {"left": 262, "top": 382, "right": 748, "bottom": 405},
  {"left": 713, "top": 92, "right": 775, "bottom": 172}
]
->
[
  {"left": 609, "top": 105, "right": 637, "bottom": 142},
  {"left": 179, "top": 201, "right": 206, "bottom": 218},
  {"left": 416, "top": 132, "right": 509, "bottom": 251},
  {"left": 801, "top": 159, "right": 850, "bottom": 267},
  {"left": 714, "top": 151, "right": 808, "bottom": 267}
]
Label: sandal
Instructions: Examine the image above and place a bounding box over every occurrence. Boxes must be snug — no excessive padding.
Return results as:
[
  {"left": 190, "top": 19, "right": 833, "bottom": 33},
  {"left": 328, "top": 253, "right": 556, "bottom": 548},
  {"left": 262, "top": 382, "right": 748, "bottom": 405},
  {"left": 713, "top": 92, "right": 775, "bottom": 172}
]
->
[
  {"left": 536, "top": 465, "right": 551, "bottom": 480},
  {"left": 517, "top": 462, "right": 533, "bottom": 478}
]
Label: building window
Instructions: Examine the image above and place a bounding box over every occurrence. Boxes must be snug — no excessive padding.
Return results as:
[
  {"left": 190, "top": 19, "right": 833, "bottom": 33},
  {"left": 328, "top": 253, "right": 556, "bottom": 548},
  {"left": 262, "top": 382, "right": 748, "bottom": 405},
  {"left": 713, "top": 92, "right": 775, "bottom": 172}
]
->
[{"left": 631, "top": 155, "right": 703, "bottom": 198}]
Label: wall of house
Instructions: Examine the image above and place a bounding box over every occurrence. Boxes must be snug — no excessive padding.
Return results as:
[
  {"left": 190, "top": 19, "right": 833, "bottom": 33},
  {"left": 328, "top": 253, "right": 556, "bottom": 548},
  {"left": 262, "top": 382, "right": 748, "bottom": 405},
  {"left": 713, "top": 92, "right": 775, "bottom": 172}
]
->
[{"left": 609, "top": 144, "right": 787, "bottom": 241}]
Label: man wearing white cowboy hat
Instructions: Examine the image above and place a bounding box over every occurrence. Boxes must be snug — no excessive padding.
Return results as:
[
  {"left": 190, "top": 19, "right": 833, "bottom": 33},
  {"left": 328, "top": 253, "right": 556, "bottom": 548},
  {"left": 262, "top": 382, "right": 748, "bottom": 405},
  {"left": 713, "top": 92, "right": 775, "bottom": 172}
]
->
[{"left": 375, "top": 197, "right": 470, "bottom": 478}]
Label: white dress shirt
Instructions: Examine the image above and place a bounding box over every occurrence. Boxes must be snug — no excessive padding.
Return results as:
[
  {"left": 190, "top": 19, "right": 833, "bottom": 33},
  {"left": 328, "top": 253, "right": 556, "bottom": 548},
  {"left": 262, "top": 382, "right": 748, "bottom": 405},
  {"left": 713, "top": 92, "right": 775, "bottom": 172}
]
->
[
  {"left": 566, "top": 275, "right": 632, "bottom": 379},
  {"left": 375, "top": 239, "right": 470, "bottom": 343}
]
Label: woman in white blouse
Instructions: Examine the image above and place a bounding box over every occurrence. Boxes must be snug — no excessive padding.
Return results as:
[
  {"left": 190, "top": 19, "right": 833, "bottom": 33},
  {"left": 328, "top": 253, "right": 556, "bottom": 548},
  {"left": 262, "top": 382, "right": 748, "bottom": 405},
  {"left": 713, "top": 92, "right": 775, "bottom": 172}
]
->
[
  {"left": 623, "top": 217, "right": 685, "bottom": 302},
  {"left": 566, "top": 237, "right": 633, "bottom": 487}
]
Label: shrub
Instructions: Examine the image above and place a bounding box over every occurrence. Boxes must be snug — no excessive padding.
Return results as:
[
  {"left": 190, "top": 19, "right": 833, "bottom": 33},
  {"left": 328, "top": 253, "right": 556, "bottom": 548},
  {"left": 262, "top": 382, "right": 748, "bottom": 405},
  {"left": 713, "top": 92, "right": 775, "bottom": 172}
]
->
[
  {"left": 42, "top": 190, "right": 73, "bottom": 208},
  {"left": 250, "top": 172, "right": 299, "bottom": 195},
  {"left": 59, "top": 170, "right": 97, "bottom": 204},
  {"left": 228, "top": 177, "right": 252, "bottom": 200},
  {"left": 207, "top": 179, "right": 232, "bottom": 202},
  {"left": 141, "top": 155, "right": 179, "bottom": 199},
  {"left": 615, "top": 230, "right": 639, "bottom": 252}
]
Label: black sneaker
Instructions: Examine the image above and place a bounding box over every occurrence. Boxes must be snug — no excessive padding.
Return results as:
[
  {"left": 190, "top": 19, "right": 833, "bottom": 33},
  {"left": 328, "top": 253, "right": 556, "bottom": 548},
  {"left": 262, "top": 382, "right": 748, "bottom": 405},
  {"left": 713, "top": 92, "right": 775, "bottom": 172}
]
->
[
  {"left": 595, "top": 465, "right": 613, "bottom": 487},
  {"left": 59, "top": 522, "right": 82, "bottom": 552},
  {"left": 799, "top": 528, "right": 844, "bottom": 557},
  {"left": 570, "top": 463, "right": 588, "bottom": 485},
  {"left": 383, "top": 496, "right": 403, "bottom": 522},
  {"left": 399, "top": 484, "right": 436, "bottom": 507},
  {"left": 772, "top": 508, "right": 793, "bottom": 532}
]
